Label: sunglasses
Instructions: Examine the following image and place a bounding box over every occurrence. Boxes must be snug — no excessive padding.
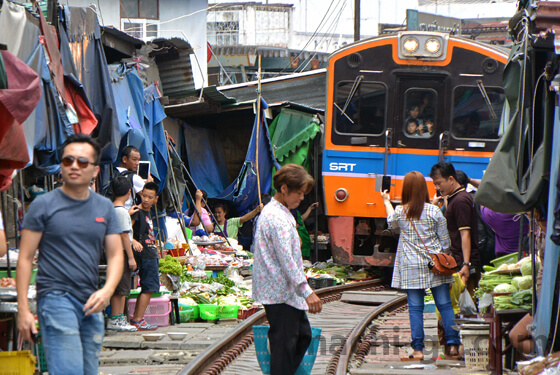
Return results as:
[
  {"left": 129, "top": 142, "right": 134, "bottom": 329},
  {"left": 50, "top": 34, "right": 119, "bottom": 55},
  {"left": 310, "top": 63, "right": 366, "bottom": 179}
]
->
[{"left": 61, "top": 155, "right": 98, "bottom": 168}]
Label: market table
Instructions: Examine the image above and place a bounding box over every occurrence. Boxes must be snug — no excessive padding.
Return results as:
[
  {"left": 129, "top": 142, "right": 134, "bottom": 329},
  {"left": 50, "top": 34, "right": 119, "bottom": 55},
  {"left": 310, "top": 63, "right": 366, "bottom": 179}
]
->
[{"left": 484, "top": 305, "right": 530, "bottom": 375}]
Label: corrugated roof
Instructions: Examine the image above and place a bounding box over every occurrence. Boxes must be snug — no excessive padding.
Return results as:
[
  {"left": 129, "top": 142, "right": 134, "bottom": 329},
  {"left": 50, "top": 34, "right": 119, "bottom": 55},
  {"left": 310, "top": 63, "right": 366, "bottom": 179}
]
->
[
  {"left": 102, "top": 26, "right": 144, "bottom": 47},
  {"left": 149, "top": 38, "right": 195, "bottom": 98},
  {"left": 419, "top": 0, "right": 515, "bottom": 4}
]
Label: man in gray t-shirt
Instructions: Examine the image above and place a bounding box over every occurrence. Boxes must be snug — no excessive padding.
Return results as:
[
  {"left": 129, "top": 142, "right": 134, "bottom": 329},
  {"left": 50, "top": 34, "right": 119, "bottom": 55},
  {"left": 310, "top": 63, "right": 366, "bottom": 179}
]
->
[{"left": 17, "top": 134, "right": 123, "bottom": 375}]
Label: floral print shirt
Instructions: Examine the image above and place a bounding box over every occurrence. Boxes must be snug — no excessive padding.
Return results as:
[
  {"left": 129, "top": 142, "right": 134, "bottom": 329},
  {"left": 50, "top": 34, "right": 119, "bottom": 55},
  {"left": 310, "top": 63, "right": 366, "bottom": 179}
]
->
[{"left": 252, "top": 197, "right": 313, "bottom": 310}]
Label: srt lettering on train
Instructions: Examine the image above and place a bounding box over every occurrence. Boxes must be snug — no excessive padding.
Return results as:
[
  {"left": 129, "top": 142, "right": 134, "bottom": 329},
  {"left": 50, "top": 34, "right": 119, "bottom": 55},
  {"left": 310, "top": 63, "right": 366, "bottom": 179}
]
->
[{"left": 329, "top": 163, "right": 356, "bottom": 171}]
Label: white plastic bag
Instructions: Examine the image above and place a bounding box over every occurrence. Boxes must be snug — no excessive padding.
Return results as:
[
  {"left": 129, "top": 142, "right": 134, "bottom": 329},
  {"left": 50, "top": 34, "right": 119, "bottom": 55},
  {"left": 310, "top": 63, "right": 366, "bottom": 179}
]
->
[{"left": 458, "top": 289, "right": 477, "bottom": 316}]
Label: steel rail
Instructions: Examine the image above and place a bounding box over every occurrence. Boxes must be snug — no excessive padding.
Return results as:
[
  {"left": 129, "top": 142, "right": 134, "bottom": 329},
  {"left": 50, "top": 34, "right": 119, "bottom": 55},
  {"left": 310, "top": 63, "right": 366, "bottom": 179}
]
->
[
  {"left": 333, "top": 294, "right": 408, "bottom": 375},
  {"left": 179, "top": 278, "right": 384, "bottom": 375}
]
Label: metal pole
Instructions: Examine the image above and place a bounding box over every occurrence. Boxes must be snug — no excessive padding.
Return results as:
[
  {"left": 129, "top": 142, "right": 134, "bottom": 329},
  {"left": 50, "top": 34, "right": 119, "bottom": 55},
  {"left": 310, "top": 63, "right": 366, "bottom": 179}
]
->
[
  {"left": 12, "top": 180, "right": 19, "bottom": 249},
  {"left": 255, "top": 55, "right": 263, "bottom": 206},
  {"left": 530, "top": 211, "right": 537, "bottom": 316},
  {"left": 354, "top": 0, "right": 360, "bottom": 42},
  {"left": 164, "top": 134, "right": 192, "bottom": 254},
  {"left": 313, "top": 134, "right": 319, "bottom": 263},
  {"left": 0, "top": 191, "right": 10, "bottom": 278}
]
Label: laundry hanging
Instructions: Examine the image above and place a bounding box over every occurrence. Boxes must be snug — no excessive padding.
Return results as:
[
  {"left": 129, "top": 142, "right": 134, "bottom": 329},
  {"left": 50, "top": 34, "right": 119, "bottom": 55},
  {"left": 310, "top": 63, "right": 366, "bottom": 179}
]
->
[
  {"left": 0, "top": 49, "right": 41, "bottom": 189},
  {"left": 475, "top": 37, "right": 551, "bottom": 214},
  {"left": 59, "top": 6, "right": 120, "bottom": 163}
]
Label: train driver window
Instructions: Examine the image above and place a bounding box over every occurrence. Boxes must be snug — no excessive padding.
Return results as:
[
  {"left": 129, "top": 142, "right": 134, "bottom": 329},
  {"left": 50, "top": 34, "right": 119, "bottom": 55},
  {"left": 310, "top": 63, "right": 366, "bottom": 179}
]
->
[
  {"left": 452, "top": 86, "right": 506, "bottom": 140},
  {"left": 403, "top": 89, "right": 436, "bottom": 138},
  {"left": 334, "top": 81, "right": 386, "bottom": 136}
]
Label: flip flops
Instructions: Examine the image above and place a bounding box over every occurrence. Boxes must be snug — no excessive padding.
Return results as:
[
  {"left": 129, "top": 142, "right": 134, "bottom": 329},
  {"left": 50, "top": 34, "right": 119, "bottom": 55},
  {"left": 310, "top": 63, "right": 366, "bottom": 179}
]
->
[{"left": 400, "top": 354, "right": 424, "bottom": 361}]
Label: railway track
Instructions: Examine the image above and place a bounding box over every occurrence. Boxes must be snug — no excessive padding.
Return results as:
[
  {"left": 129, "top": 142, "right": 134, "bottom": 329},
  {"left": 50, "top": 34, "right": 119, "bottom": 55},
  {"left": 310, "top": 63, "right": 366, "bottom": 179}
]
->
[{"left": 179, "top": 279, "right": 410, "bottom": 375}]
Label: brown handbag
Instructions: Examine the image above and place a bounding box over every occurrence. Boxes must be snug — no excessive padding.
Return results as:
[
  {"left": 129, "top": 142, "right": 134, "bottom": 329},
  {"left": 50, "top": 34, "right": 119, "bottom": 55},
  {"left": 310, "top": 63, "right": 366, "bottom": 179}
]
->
[{"left": 409, "top": 219, "right": 458, "bottom": 276}]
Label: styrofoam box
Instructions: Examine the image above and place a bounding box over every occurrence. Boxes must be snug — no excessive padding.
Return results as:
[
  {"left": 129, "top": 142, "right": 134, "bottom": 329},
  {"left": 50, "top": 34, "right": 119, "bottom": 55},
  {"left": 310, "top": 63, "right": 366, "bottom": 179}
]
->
[{"left": 128, "top": 296, "right": 171, "bottom": 327}]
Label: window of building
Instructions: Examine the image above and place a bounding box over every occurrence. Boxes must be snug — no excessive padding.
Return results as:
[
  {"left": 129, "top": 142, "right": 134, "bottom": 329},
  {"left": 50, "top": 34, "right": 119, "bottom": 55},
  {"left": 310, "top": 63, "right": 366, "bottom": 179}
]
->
[
  {"left": 120, "top": 0, "right": 159, "bottom": 20},
  {"left": 334, "top": 81, "right": 386, "bottom": 136},
  {"left": 403, "top": 89, "right": 436, "bottom": 138},
  {"left": 121, "top": 20, "right": 159, "bottom": 41},
  {"left": 452, "top": 86, "right": 505, "bottom": 139},
  {"left": 207, "top": 21, "right": 240, "bottom": 46}
]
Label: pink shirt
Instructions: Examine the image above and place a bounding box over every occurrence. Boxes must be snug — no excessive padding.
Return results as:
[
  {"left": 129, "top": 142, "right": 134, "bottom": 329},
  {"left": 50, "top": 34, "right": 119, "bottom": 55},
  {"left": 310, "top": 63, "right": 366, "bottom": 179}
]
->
[{"left": 252, "top": 198, "right": 313, "bottom": 310}]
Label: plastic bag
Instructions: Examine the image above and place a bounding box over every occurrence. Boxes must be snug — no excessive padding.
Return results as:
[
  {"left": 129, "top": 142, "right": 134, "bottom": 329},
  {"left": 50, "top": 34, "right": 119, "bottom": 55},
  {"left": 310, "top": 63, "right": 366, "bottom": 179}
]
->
[{"left": 458, "top": 289, "right": 477, "bottom": 316}]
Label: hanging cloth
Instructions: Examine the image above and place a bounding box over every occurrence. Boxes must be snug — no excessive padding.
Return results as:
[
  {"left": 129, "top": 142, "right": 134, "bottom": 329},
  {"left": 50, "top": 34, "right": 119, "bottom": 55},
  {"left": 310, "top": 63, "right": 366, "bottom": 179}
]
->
[
  {"left": 475, "top": 37, "right": 551, "bottom": 214},
  {"left": 0, "top": 50, "right": 41, "bottom": 189}
]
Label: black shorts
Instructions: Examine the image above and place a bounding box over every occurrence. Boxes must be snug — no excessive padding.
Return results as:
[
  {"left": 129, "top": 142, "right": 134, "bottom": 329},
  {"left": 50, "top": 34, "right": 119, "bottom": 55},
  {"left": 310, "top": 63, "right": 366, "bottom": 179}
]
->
[
  {"left": 136, "top": 257, "right": 160, "bottom": 293},
  {"left": 113, "top": 251, "right": 132, "bottom": 296}
]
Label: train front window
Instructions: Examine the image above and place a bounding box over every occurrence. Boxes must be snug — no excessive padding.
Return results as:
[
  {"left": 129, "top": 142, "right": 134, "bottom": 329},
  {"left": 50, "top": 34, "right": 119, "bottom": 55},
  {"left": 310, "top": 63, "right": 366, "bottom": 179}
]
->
[
  {"left": 452, "top": 86, "right": 505, "bottom": 140},
  {"left": 334, "top": 81, "right": 386, "bottom": 136},
  {"left": 404, "top": 89, "right": 436, "bottom": 138}
]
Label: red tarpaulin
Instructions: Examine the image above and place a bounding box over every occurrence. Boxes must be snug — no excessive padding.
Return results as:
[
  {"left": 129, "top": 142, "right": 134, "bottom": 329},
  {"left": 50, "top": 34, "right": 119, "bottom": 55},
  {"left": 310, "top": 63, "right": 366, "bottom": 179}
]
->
[{"left": 0, "top": 50, "right": 41, "bottom": 190}]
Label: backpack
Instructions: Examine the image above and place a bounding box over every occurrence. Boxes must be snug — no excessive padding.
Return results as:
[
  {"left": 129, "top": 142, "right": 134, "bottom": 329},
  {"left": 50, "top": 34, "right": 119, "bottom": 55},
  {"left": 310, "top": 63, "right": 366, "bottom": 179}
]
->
[{"left": 102, "top": 168, "right": 139, "bottom": 204}]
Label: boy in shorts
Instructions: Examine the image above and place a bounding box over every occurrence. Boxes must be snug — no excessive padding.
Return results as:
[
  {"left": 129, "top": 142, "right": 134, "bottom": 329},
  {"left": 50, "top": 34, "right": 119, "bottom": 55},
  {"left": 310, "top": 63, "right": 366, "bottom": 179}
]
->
[
  {"left": 130, "top": 182, "right": 160, "bottom": 330},
  {"left": 107, "top": 176, "right": 138, "bottom": 331}
]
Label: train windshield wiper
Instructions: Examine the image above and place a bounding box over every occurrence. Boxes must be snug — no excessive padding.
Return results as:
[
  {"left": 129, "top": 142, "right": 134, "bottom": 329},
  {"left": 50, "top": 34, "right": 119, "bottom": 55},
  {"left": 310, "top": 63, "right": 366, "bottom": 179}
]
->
[
  {"left": 476, "top": 80, "right": 497, "bottom": 120},
  {"left": 334, "top": 75, "right": 364, "bottom": 124}
]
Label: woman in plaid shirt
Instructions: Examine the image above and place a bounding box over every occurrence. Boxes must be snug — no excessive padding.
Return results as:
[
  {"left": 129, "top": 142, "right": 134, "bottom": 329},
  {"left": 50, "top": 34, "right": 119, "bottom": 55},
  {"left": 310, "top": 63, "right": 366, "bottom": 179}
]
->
[{"left": 381, "top": 171, "right": 461, "bottom": 360}]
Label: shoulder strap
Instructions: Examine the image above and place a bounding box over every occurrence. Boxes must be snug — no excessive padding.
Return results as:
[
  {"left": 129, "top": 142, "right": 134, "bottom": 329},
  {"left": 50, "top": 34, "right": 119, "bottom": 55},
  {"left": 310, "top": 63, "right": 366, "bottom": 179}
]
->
[{"left": 408, "top": 218, "right": 429, "bottom": 252}]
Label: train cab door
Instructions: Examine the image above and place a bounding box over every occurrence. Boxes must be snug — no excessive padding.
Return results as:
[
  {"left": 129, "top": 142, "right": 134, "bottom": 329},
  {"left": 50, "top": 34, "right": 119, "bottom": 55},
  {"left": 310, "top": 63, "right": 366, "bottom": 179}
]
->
[{"left": 392, "top": 75, "right": 447, "bottom": 194}]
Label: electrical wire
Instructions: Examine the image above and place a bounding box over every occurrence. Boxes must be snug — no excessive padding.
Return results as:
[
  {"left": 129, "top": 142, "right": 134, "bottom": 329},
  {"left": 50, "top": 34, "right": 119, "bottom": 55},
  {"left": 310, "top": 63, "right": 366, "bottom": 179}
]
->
[
  {"left": 295, "top": 0, "right": 347, "bottom": 73},
  {"left": 278, "top": 0, "right": 341, "bottom": 74}
]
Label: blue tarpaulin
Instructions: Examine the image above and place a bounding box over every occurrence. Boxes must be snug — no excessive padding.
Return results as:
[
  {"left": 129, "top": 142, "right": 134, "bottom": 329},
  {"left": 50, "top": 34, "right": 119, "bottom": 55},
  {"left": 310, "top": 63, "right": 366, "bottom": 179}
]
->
[
  {"left": 144, "top": 84, "right": 168, "bottom": 191},
  {"left": 183, "top": 124, "right": 229, "bottom": 197},
  {"left": 107, "top": 66, "right": 167, "bottom": 190},
  {"left": 60, "top": 6, "right": 120, "bottom": 164},
  {"left": 184, "top": 112, "right": 279, "bottom": 215},
  {"left": 530, "top": 105, "right": 560, "bottom": 355}
]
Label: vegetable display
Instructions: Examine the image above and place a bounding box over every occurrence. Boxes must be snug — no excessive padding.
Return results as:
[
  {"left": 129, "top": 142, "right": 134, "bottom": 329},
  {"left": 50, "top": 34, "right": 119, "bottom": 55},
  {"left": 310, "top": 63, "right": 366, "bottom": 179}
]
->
[{"left": 159, "top": 255, "right": 183, "bottom": 276}]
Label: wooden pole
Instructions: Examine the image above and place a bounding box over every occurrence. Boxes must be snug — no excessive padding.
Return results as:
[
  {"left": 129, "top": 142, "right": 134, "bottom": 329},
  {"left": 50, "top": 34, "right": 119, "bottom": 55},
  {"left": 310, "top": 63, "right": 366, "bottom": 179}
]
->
[{"left": 255, "top": 56, "right": 262, "bottom": 205}]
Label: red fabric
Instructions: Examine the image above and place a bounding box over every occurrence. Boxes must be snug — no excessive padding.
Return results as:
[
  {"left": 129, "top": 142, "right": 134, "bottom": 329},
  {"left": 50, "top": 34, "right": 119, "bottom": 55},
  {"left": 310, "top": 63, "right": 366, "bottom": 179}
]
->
[
  {"left": 64, "top": 79, "right": 98, "bottom": 134},
  {"left": 0, "top": 50, "right": 41, "bottom": 190},
  {"left": 38, "top": 6, "right": 65, "bottom": 100}
]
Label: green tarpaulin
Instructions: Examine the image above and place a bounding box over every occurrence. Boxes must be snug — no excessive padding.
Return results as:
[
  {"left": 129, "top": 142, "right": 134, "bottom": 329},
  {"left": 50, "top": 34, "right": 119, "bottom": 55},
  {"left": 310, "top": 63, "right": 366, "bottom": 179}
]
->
[{"left": 268, "top": 108, "right": 320, "bottom": 169}]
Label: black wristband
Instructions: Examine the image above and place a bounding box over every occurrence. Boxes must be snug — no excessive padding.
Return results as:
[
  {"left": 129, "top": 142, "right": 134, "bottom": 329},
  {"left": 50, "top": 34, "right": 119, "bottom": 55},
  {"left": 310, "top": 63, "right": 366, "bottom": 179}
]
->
[{"left": 463, "top": 262, "right": 472, "bottom": 267}]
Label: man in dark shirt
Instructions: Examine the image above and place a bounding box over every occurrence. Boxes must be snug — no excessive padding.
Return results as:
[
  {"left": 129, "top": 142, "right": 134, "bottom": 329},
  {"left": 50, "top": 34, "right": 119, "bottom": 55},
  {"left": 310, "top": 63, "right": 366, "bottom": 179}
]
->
[
  {"left": 430, "top": 162, "right": 480, "bottom": 294},
  {"left": 17, "top": 134, "right": 123, "bottom": 374}
]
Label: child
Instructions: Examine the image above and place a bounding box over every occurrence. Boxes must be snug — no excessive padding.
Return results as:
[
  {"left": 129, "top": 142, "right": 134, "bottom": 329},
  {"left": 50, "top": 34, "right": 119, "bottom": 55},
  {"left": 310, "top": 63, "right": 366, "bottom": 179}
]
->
[
  {"left": 213, "top": 202, "right": 263, "bottom": 240},
  {"left": 130, "top": 182, "right": 160, "bottom": 330},
  {"left": 405, "top": 118, "right": 420, "bottom": 137},
  {"left": 107, "top": 177, "right": 138, "bottom": 332}
]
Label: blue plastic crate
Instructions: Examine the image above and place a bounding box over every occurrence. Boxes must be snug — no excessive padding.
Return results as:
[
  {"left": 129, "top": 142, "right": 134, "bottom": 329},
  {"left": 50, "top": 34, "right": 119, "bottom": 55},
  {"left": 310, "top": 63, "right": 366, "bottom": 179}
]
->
[{"left": 253, "top": 325, "right": 322, "bottom": 375}]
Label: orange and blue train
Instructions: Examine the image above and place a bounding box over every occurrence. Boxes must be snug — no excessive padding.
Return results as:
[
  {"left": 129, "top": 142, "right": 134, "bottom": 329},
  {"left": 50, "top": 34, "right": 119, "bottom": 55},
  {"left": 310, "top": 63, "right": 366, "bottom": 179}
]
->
[{"left": 322, "top": 31, "right": 508, "bottom": 267}]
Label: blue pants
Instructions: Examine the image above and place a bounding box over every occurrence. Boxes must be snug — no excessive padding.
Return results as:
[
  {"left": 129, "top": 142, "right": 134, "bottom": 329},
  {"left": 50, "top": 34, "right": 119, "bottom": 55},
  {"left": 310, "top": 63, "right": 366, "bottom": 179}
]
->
[
  {"left": 37, "top": 291, "right": 105, "bottom": 375},
  {"left": 406, "top": 284, "right": 460, "bottom": 351}
]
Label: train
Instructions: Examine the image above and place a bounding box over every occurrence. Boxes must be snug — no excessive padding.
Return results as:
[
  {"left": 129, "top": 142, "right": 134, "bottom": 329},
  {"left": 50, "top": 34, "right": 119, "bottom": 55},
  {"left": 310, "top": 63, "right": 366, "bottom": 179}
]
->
[{"left": 321, "top": 31, "right": 509, "bottom": 267}]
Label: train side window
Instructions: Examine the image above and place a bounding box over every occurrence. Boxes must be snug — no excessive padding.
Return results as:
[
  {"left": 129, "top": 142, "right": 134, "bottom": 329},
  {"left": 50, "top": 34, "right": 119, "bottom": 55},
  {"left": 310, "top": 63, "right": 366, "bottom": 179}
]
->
[
  {"left": 452, "top": 86, "right": 506, "bottom": 140},
  {"left": 334, "top": 81, "right": 386, "bottom": 136},
  {"left": 403, "top": 89, "right": 436, "bottom": 138}
]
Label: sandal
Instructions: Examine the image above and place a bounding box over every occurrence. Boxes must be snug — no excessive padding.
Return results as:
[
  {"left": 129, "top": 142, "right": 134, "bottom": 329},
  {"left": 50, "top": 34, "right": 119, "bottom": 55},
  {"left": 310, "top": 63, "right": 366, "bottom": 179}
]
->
[
  {"left": 448, "top": 345, "right": 464, "bottom": 360},
  {"left": 401, "top": 351, "right": 424, "bottom": 361}
]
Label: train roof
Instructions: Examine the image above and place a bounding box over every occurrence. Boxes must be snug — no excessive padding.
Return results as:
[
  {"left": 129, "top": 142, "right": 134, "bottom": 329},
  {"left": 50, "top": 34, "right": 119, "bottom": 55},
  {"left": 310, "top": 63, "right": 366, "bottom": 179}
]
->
[{"left": 328, "top": 31, "right": 510, "bottom": 61}]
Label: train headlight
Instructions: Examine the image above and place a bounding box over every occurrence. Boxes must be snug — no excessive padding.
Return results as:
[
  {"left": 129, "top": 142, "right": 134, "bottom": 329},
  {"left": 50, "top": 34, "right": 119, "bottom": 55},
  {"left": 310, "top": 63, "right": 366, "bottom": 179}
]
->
[
  {"left": 403, "top": 38, "right": 419, "bottom": 53},
  {"left": 335, "top": 188, "right": 348, "bottom": 202},
  {"left": 425, "top": 39, "right": 441, "bottom": 54}
]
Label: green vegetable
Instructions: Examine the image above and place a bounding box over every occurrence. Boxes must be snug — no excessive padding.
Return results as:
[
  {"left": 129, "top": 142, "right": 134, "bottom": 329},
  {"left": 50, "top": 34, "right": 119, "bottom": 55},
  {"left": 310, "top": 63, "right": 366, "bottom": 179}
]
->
[
  {"left": 483, "top": 265, "right": 497, "bottom": 272},
  {"left": 517, "top": 276, "right": 532, "bottom": 290},
  {"left": 159, "top": 255, "right": 183, "bottom": 276},
  {"left": 493, "top": 283, "right": 517, "bottom": 293},
  {"left": 521, "top": 261, "right": 538, "bottom": 276}
]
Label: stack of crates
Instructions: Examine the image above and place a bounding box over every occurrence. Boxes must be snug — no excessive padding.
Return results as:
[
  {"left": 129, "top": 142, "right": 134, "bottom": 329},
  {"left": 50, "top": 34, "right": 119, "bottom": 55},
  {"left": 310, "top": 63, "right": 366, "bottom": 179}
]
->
[{"left": 128, "top": 295, "right": 171, "bottom": 327}]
